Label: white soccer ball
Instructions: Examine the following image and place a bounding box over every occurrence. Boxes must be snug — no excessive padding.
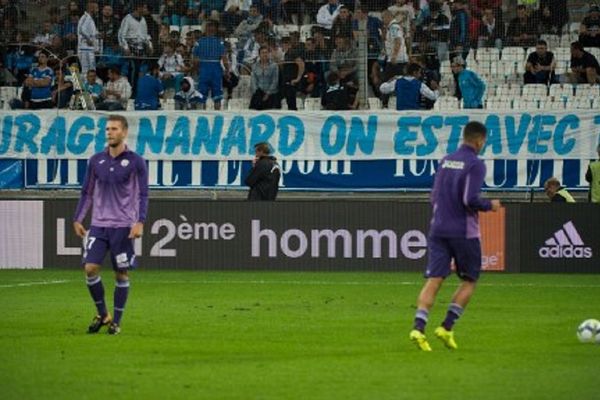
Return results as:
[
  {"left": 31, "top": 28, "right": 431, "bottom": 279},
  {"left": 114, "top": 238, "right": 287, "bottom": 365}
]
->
[{"left": 577, "top": 319, "right": 600, "bottom": 343}]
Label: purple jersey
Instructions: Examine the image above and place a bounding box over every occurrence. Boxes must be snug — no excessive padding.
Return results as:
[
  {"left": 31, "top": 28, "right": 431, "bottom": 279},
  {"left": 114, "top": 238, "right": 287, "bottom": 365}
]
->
[
  {"left": 429, "top": 144, "right": 491, "bottom": 239},
  {"left": 74, "top": 147, "right": 148, "bottom": 228}
]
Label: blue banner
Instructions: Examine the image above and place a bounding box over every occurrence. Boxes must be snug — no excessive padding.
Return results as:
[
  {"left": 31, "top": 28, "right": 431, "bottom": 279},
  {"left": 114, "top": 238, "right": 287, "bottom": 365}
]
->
[{"left": 12, "top": 158, "right": 587, "bottom": 191}]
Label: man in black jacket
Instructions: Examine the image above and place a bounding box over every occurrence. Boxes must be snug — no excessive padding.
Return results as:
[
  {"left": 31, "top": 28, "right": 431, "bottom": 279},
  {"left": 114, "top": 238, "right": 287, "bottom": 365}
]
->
[{"left": 245, "top": 142, "right": 281, "bottom": 201}]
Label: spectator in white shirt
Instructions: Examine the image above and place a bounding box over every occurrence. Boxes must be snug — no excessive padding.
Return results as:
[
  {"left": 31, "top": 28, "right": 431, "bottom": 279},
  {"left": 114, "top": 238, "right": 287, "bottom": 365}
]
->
[
  {"left": 97, "top": 66, "right": 132, "bottom": 110},
  {"left": 77, "top": 1, "right": 100, "bottom": 75},
  {"left": 317, "top": 0, "right": 342, "bottom": 31},
  {"left": 158, "top": 43, "right": 185, "bottom": 91}
]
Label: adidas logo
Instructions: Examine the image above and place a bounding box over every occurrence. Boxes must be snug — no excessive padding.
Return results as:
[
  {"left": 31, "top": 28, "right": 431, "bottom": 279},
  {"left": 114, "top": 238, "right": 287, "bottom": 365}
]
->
[{"left": 538, "top": 221, "right": 592, "bottom": 259}]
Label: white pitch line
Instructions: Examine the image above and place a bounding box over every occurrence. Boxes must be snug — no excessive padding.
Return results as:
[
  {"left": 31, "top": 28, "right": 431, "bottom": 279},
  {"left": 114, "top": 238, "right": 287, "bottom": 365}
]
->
[
  {"left": 0, "top": 280, "right": 70, "bottom": 289},
  {"left": 139, "top": 279, "right": 600, "bottom": 289}
]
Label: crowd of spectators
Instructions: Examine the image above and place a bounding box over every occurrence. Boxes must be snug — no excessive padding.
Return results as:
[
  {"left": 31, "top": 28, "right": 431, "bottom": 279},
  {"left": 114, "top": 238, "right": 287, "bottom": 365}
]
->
[{"left": 0, "top": 0, "right": 598, "bottom": 111}]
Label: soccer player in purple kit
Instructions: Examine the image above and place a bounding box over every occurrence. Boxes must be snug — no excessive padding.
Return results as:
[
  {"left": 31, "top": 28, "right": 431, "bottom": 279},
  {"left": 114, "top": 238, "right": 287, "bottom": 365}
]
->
[
  {"left": 73, "top": 114, "right": 148, "bottom": 335},
  {"left": 410, "top": 121, "right": 501, "bottom": 351}
]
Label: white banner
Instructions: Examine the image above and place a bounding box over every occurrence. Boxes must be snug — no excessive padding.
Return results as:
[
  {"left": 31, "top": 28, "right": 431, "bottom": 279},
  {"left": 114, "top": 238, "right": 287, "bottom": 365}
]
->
[{"left": 0, "top": 110, "right": 599, "bottom": 160}]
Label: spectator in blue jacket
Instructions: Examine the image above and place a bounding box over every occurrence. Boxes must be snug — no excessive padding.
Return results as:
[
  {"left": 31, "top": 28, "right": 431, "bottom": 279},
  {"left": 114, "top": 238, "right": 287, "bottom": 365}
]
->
[
  {"left": 134, "top": 63, "right": 164, "bottom": 110},
  {"left": 449, "top": 0, "right": 470, "bottom": 61},
  {"left": 451, "top": 56, "right": 485, "bottom": 109}
]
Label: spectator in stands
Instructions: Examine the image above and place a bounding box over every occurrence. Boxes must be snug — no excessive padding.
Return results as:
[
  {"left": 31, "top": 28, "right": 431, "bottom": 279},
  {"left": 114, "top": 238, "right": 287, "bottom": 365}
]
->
[
  {"left": 160, "top": 0, "right": 187, "bottom": 26},
  {"left": 48, "top": 36, "right": 68, "bottom": 61},
  {"left": 201, "top": 0, "right": 225, "bottom": 19},
  {"left": 224, "top": 0, "right": 253, "bottom": 34},
  {"left": 51, "top": 66, "right": 73, "bottom": 108},
  {"left": 242, "top": 29, "right": 268, "bottom": 70},
  {"left": 568, "top": 41, "right": 600, "bottom": 84},
  {"left": 77, "top": 1, "right": 99, "bottom": 75},
  {"left": 321, "top": 71, "right": 358, "bottom": 110},
  {"left": 0, "top": 0, "right": 19, "bottom": 26},
  {"left": 33, "top": 21, "right": 57, "bottom": 47},
  {"left": 280, "top": 35, "right": 305, "bottom": 111},
  {"left": 329, "top": 36, "right": 359, "bottom": 89},
  {"left": 382, "top": 10, "right": 408, "bottom": 80},
  {"left": 255, "top": 0, "right": 275, "bottom": 20},
  {"left": 506, "top": 4, "right": 536, "bottom": 47},
  {"left": 194, "top": 20, "right": 227, "bottom": 110},
  {"left": 413, "top": 53, "right": 441, "bottom": 110},
  {"left": 250, "top": 46, "right": 279, "bottom": 110},
  {"left": 353, "top": 5, "right": 383, "bottom": 59},
  {"left": 478, "top": 7, "right": 503, "bottom": 49},
  {"left": 83, "top": 69, "right": 103, "bottom": 105},
  {"left": 234, "top": 4, "right": 263, "bottom": 49},
  {"left": 538, "top": 0, "right": 568, "bottom": 35},
  {"left": 544, "top": 177, "right": 575, "bottom": 202},
  {"left": 158, "top": 43, "right": 185, "bottom": 92},
  {"left": 24, "top": 51, "right": 54, "bottom": 109},
  {"left": 118, "top": 3, "right": 153, "bottom": 90},
  {"left": 301, "top": 37, "right": 324, "bottom": 98},
  {"left": 421, "top": 1, "right": 450, "bottom": 63},
  {"left": 312, "top": 26, "right": 332, "bottom": 59},
  {"left": 135, "top": 63, "right": 164, "bottom": 110},
  {"left": 331, "top": 6, "right": 354, "bottom": 43},
  {"left": 143, "top": 4, "right": 161, "bottom": 56},
  {"left": 586, "top": 144, "right": 600, "bottom": 203},
  {"left": 579, "top": 5, "right": 600, "bottom": 48},
  {"left": 277, "top": 0, "right": 302, "bottom": 25},
  {"left": 97, "top": 66, "right": 131, "bottom": 110},
  {"left": 379, "top": 62, "right": 439, "bottom": 111},
  {"left": 222, "top": 42, "right": 240, "bottom": 100},
  {"left": 316, "top": 0, "right": 342, "bottom": 32},
  {"left": 449, "top": 0, "right": 470, "bottom": 61},
  {"left": 98, "top": 5, "right": 120, "bottom": 51},
  {"left": 451, "top": 56, "right": 485, "bottom": 109},
  {"left": 61, "top": 12, "right": 80, "bottom": 52},
  {"left": 5, "top": 32, "right": 34, "bottom": 86},
  {"left": 174, "top": 76, "right": 203, "bottom": 109},
  {"left": 524, "top": 40, "right": 556, "bottom": 85}
]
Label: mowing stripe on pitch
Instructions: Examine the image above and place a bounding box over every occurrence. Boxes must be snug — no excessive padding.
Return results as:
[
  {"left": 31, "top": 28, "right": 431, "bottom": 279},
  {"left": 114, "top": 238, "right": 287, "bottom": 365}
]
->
[{"left": 0, "top": 280, "right": 70, "bottom": 288}]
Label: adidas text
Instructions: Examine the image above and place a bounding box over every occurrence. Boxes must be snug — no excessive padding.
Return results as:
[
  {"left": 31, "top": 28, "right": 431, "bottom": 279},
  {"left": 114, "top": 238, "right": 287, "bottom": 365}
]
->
[{"left": 539, "top": 246, "right": 592, "bottom": 259}]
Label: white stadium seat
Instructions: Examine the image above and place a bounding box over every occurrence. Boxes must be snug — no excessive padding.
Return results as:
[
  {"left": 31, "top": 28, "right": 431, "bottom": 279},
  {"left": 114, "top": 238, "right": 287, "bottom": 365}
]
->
[
  {"left": 522, "top": 84, "right": 548, "bottom": 98},
  {"left": 549, "top": 83, "right": 574, "bottom": 99},
  {"left": 434, "top": 96, "right": 460, "bottom": 111},
  {"left": 575, "top": 84, "right": 600, "bottom": 99}
]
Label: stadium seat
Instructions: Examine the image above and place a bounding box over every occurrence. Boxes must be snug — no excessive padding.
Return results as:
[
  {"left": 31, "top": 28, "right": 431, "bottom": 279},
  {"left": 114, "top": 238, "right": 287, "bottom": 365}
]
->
[
  {"left": 227, "top": 98, "right": 250, "bottom": 110},
  {"left": 485, "top": 96, "right": 511, "bottom": 110},
  {"left": 553, "top": 47, "right": 571, "bottom": 62},
  {"left": 587, "top": 48, "right": 600, "bottom": 61},
  {"left": 368, "top": 97, "right": 382, "bottom": 110},
  {"left": 299, "top": 25, "right": 315, "bottom": 43},
  {"left": 433, "top": 96, "right": 460, "bottom": 111},
  {"left": 559, "top": 33, "right": 578, "bottom": 48},
  {"left": 565, "top": 98, "right": 593, "bottom": 110},
  {"left": 274, "top": 24, "right": 299, "bottom": 38},
  {"left": 540, "top": 34, "right": 560, "bottom": 49},
  {"left": 127, "top": 99, "right": 135, "bottom": 111},
  {"left": 0, "top": 86, "right": 16, "bottom": 109},
  {"left": 547, "top": 99, "right": 565, "bottom": 110},
  {"left": 495, "top": 83, "right": 521, "bottom": 97},
  {"left": 162, "top": 99, "right": 175, "bottom": 111},
  {"left": 491, "top": 61, "right": 516, "bottom": 77},
  {"left": 304, "top": 98, "right": 321, "bottom": 110},
  {"left": 476, "top": 47, "right": 500, "bottom": 62},
  {"left": 574, "top": 84, "right": 600, "bottom": 99},
  {"left": 569, "top": 22, "right": 580, "bottom": 34},
  {"left": 554, "top": 60, "right": 569, "bottom": 75},
  {"left": 473, "top": 60, "right": 491, "bottom": 75},
  {"left": 522, "top": 84, "right": 548, "bottom": 98},
  {"left": 549, "top": 83, "right": 574, "bottom": 99},
  {"left": 440, "top": 60, "right": 451, "bottom": 75},
  {"left": 519, "top": 99, "right": 541, "bottom": 109},
  {"left": 170, "top": 25, "right": 180, "bottom": 32},
  {"left": 296, "top": 97, "right": 305, "bottom": 110},
  {"left": 502, "top": 47, "right": 526, "bottom": 63}
]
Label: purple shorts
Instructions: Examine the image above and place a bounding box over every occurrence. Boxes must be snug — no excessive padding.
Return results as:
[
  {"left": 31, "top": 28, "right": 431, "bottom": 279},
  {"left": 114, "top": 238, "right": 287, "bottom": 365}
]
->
[
  {"left": 425, "top": 236, "right": 482, "bottom": 282},
  {"left": 82, "top": 226, "right": 137, "bottom": 271}
]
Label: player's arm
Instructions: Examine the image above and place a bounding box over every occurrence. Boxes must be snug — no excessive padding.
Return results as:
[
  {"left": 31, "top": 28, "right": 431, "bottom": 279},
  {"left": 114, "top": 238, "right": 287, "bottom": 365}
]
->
[
  {"left": 73, "top": 160, "right": 96, "bottom": 238},
  {"left": 463, "top": 161, "right": 495, "bottom": 212},
  {"left": 130, "top": 157, "right": 149, "bottom": 239}
]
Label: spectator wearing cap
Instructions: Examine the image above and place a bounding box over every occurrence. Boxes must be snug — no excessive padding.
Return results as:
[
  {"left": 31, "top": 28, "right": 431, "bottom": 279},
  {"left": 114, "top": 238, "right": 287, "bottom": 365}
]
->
[
  {"left": 586, "top": 144, "right": 600, "bottom": 203},
  {"left": 579, "top": 5, "right": 600, "bottom": 48},
  {"left": 379, "top": 62, "right": 439, "bottom": 111},
  {"left": 451, "top": 56, "right": 485, "bottom": 109}
]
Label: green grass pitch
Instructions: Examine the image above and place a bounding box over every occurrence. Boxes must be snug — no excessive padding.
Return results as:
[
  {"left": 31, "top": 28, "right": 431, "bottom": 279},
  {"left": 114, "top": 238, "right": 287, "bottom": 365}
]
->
[{"left": 1, "top": 270, "right": 599, "bottom": 399}]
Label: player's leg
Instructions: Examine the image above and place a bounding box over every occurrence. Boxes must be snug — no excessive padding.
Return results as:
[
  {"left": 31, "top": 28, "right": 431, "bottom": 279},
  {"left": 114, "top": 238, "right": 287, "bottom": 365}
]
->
[
  {"left": 410, "top": 237, "right": 452, "bottom": 351},
  {"left": 83, "top": 227, "right": 112, "bottom": 333},
  {"left": 435, "top": 238, "right": 482, "bottom": 349},
  {"left": 107, "top": 228, "right": 137, "bottom": 334}
]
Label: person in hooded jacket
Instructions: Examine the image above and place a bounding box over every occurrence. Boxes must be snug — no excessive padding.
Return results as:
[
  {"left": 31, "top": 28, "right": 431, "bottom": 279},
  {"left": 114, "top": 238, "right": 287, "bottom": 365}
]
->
[
  {"left": 174, "top": 76, "right": 203, "bottom": 110},
  {"left": 245, "top": 142, "right": 280, "bottom": 201}
]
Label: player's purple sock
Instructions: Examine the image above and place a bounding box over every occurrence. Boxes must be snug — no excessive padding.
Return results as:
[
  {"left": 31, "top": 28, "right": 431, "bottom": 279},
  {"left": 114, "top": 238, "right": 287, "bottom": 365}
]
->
[
  {"left": 442, "top": 303, "right": 464, "bottom": 331},
  {"left": 113, "top": 279, "right": 130, "bottom": 325},
  {"left": 86, "top": 276, "right": 107, "bottom": 317},
  {"left": 413, "top": 309, "right": 429, "bottom": 333}
]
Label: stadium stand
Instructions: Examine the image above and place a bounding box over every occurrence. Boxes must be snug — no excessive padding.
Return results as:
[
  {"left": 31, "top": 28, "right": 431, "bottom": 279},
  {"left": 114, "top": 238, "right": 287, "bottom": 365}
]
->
[{"left": 0, "top": 0, "right": 598, "bottom": 111}]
